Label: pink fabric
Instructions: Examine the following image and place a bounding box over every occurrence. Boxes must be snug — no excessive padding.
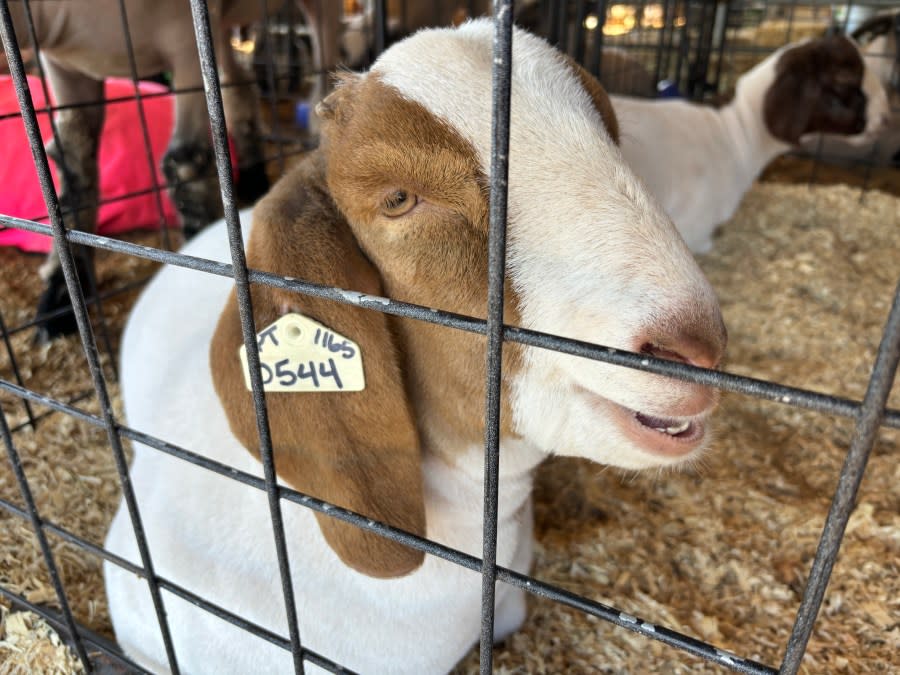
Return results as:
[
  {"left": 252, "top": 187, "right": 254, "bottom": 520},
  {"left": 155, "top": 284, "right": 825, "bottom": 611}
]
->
[{"left": 0, "top": 77, "right": 181, "bottom": 253}]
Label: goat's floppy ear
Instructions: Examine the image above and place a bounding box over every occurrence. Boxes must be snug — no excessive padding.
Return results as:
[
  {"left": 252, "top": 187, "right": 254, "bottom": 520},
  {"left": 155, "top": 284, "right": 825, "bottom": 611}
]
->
[
  {"left": 210, "top": 154, "right": 426, "bottom": 578},
  {"left": 564, "top": 56, "right": 620, "bottom": 145},
  {"left": 763, "top": 64, "right": 816, "bottom": 144}
]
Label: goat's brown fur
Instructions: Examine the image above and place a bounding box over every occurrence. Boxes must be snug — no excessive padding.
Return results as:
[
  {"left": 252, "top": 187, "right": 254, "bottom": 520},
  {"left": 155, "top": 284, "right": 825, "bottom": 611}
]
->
[
  {"left": 210, "top": 56, "right": 623, "bottom": 575},
  {"left": 210, "top": 155, "right": 426, "bottom": 579},
  {"left": 764, "top": 35, "right": 867, "bottom": 144}
]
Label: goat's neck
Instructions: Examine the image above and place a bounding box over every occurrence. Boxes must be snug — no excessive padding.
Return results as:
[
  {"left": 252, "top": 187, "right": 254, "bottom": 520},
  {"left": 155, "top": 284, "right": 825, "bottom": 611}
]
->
[
  {"left": 719, "top": 59, "right": 793, "bottom": 183},
  {"left": 422, "top": 434, "right": 545, "bottom": 523}
]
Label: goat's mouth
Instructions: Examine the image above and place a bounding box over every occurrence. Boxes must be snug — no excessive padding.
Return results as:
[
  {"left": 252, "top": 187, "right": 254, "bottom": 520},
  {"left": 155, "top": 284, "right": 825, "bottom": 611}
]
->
[
  {"left": 634, "top": 412, "right": 701, "bottom": 440},
  {"left": 629, "top": 409, "right": 705, "bottom": 452},
  {"left": 580, "top": 388, "right": 712, "bottom": 458}
]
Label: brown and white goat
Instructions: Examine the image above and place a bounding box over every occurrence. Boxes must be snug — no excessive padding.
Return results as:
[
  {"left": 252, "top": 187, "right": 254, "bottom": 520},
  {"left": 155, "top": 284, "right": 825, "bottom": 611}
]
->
[
  {"left": 104, "top": 20, "right": 726, "bottom": 674},
  {"left": 2, "top": 0, "right": 342, "bottom": 341},
  {"left": 611, "top": 34, "right": 889, "bottom": 253},
  {"left": 802, "top": 11, "right": 900, "bottom": 166}
]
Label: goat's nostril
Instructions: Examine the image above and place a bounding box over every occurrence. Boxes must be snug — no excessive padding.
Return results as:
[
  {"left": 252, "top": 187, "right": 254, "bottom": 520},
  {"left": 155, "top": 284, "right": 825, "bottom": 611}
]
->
[
  {"left": 639, "top": 333, "right": 724, "bottom": 370},
  {"left": 640, "top": 343, "right": 688, "bottom": 364}
]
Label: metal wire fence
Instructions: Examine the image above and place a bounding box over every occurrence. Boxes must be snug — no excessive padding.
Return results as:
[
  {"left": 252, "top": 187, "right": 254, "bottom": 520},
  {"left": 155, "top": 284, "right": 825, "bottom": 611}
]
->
[{"left": 0, "top": 1, "right": 898, "bottom": 673}]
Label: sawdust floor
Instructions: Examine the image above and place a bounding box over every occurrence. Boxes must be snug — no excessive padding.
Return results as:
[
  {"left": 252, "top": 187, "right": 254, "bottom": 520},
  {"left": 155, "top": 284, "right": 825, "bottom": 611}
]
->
[{"left": 1, "top": 180, "right": 898, "bottom": 674}]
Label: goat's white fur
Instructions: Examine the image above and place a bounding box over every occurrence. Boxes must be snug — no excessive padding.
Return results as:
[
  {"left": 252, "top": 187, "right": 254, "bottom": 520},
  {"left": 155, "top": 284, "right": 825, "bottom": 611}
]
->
[
  {"left": 612, "top": 39, "right": 889, "bottom": 253},
  {"left": 105, "top": 21, "right": 725, "bottom": 674}
]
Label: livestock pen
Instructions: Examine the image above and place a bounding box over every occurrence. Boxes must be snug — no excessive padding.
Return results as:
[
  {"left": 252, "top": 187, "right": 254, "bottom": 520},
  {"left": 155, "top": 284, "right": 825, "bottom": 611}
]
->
[{"left": 0, "top": 1, "right": 898, "bottom": 673}]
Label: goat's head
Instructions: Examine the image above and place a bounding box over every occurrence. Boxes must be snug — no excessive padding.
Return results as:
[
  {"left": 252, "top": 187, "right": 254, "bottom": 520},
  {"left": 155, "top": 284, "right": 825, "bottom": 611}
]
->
[
  {"left": 757, "top": 34, "right": 889, "bottom": 144},
  {"left": 210, "top": 20, "right": 726, "bottom": 578}
]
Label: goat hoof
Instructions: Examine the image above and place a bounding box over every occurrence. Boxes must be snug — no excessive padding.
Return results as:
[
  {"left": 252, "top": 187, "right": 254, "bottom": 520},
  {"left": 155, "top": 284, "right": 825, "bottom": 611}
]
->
[
  {"left": 33, "top": 257, "right": 93, "bottom": 344},
  {"left": 182, "top": 221, "right": 206, "bottom": 240},
  {"left": 235, "top": 162, "right": 270, "bottom": 204},
  {"left": 34, "top": 269, "right": 80, "bottom": 343}
]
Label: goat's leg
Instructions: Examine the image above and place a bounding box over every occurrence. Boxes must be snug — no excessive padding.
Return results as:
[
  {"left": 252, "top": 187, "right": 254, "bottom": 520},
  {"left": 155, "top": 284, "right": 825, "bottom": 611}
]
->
[
  {"left": 161, "top": 65, "right": 220, "bottom": 239},
  {"left": 219, "top": 33, "right": 269, "bottom": 205},
  {"left": 35, "top": 62, "right": 104, "bottom": 342}
]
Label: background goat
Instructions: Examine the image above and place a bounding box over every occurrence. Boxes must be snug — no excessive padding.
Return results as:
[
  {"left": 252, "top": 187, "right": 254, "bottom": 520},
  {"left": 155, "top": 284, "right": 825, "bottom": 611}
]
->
[
  {"left": 800, "top": 10, "right": 900, "bottom": 166},
  {"left": 3, "top": 0, "right": 342, "bottom": 342},
  {"left": 611, "top": 34, "right": 889, "bottom": 253},
  {"left": 104, "top": 19, "right": 727, "bottom": 674}
]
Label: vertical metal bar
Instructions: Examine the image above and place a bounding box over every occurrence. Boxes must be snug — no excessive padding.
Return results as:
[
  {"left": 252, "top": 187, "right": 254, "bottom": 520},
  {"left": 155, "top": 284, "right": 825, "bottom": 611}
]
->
[
  {"left": 0, "top": 3, "right": 181, "bottom": 673},
  {"left": 780, "top": 277, "right": 900, "bottom": 675},
  {"left": 573, "top": 0, "right": 588, "bottom": 63},
  {"left": 256, "top": 0, "right": 287, "bottom": 176},
  {"left": 0, "top": 404, "right": 91, "bottom": 670},
  {"left": 480, "top": 2, "right": 513, "bottom": 672},
  {"left": 373, "top": 0, "right": 387, "bottom": 57},
  {"left": 673, "top": 1, "right": 689, "bottom": 95},
  {"left": 313, "top": 0, "right": 326, "bottom": 106},
  {"left": 710, "top": 0, "right": 731, "bottom": 98},
  {"left": 588, "top": 0, "right": 608, "bottom": 77},
  {"left": 18, "top": 0, "right": 118, "bottom": 376},
  {"left": 0, "top": 308, "right": 38, "bottom": 431},
  {"left": 546, "top": 0, "right": 560, "bottom": 47},
  {"left": 656, "top": 0, "right": 676, "bottom": 89},
  {"left": 784, "top": 0, "right": 797, "bottom": 42},
  {"left": 555, "top": 0, "right": 569, "bottom": 54},
  {"left": 185, "top": 2, "right": 305, "bottom": 673},
  {"left": 115, "top": 0, "right": 172, "bottom": 252}
]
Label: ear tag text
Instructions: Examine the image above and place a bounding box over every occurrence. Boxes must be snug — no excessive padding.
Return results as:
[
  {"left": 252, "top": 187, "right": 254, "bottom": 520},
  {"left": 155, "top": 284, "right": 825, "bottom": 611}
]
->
[{"left": 239, "top": 313, "right": 365, "bottom": 392}]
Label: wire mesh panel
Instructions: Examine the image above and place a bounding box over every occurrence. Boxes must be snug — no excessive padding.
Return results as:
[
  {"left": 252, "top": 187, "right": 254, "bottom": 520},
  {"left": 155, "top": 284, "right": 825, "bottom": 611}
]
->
[{"left": 0, "top": 1, "right": 898, "bottom": 673}]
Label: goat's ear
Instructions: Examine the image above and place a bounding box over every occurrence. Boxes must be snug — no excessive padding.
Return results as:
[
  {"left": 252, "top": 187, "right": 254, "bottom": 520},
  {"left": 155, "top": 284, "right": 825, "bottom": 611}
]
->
[
  {"left": 565, "top": 56, "right": 620, "bottom": 145},
  {"left": 315, "top": 71, "right": 361, "bottom": 124},
  {"left": 762, "top": 62, "right": 817, "bottom": 144},
  {"left": 764, "top": 37, "right": 867, "bottom": 144},
  {"left": 209, "top": 154, "right": 425, "bottom": 579}
]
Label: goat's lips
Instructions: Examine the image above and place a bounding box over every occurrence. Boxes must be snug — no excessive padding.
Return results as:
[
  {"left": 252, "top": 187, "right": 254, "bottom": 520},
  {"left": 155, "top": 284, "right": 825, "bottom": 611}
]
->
[
  {"left": 580, "top": 388, "right": 709, "bottom": 457},
  {"left": 618, "top": 405, "right": 706, "bottom": 458}
]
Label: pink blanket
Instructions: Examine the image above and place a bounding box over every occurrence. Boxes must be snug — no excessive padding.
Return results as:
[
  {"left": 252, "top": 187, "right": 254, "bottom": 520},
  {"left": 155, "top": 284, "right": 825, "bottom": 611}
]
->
[{"left": 0, "top": 76, "right": 181, "bottom": 253}]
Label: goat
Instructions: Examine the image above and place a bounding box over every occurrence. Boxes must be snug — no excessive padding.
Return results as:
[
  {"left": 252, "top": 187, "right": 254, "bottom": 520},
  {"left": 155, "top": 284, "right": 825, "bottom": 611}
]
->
[
  {"left": 800, "top": 11, "right": 900, "bottom": 166},
  {"left": 104, "top": 20, "right": 727, "bottom": 674},
  {"left": 2, "top": 0, "right": 342, "bottom": 342},
  {"left": 611, "top": 35, "right": 890, "bottom": 253}
]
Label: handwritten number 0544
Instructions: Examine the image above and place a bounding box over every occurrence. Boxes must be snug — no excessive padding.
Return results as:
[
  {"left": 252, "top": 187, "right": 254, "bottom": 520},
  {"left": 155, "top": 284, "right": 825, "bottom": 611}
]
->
[{"left": 259, "top": 358, "right": 344, "bottom": 390}]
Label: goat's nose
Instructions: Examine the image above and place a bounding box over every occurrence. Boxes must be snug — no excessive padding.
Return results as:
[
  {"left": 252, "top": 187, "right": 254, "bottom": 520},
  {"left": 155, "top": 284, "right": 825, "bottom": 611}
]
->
[{"left": 637, "top": 316, "right": 727, "bottom": 370}]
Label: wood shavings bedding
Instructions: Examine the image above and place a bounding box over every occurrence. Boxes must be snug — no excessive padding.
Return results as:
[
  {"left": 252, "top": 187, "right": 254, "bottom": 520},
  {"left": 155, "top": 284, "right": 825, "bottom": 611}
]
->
[
  {"left": 0, "top": 183, "right": 898, "bottom": 673},
  {"left": 0, "top": 609, "right": 84, "bottom": 674}
]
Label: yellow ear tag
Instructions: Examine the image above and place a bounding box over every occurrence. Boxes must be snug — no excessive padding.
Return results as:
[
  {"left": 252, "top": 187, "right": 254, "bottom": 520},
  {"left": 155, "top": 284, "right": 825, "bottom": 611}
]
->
[{"left": 238, "top": 313, "right": 365, "bottom": 392}]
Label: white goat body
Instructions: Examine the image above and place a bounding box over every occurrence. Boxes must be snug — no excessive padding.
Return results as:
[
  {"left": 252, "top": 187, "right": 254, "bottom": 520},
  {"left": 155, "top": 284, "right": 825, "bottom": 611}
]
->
[
  {"left": 105, "top": 21, "right": 727, "bottom": 674},
  {"left": 612, "top": 35, "right": 889, "bottom": 253}
]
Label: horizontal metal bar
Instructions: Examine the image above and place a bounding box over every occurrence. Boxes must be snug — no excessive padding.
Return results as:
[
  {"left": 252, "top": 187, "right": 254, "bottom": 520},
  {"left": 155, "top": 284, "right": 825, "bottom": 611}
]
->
[
  {"left": 0, "top": 584, "right": 152, "bottom": 674},
  {"left": 4, "top": 276, "right": 151, "bottom": 338},
  {"left": 0, "top": 144, "right": 306, "bottom": 228},
  {"left": 0, "top": 399, "right": 91, "bottom": 668},
  {"left": 0, "top": 74, "right": 309, "bottom": 122},
  {"left": 0, "top": 496, "right": 354, "bottom": 674},
  {"left": 0, "top": 375, "right": 776, "bottom": 672},
  {"left": 8, "top": 389, "right": 92, "bottom": 433},
  {"left": 781, "top": 278, "right": 900, "bottom": 673},
  {"left": 3, "top": 215, "right": 898, "bottom": 430},
  {"left": 494, "top": 566, "right": 775, "bottom": 675}
]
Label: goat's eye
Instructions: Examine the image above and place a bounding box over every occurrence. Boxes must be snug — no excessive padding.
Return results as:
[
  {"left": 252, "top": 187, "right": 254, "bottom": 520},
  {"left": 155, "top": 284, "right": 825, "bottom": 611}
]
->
[{"left": 381, "top": 190, "right": 418, "bottom": 217}]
